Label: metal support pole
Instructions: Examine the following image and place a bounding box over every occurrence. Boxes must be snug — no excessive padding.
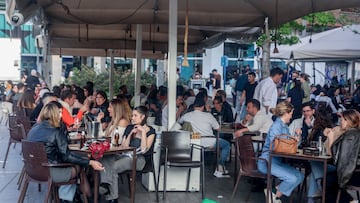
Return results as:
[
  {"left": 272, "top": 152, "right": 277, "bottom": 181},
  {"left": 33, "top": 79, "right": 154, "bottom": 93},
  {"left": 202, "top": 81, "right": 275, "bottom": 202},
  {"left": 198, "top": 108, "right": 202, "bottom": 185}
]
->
[
  {"left": 109, "top": 49, "right": 114, "bottom": 99},
  {"left": 135, "top": 24, "right": 143, "bottom": 107},
  {"left": 167, "top": 0, "right": 178, "bottom": 130}
]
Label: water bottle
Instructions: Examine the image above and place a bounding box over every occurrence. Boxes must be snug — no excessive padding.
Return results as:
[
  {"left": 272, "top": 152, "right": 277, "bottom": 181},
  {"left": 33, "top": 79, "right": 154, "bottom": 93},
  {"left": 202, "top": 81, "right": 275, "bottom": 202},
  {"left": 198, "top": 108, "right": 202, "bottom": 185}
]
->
[
  {"left": 113, "top": 128, "right": 120, "bottom": 146},
  {"left": 318, "top": 136, "right": 322, "bottom": 154}
]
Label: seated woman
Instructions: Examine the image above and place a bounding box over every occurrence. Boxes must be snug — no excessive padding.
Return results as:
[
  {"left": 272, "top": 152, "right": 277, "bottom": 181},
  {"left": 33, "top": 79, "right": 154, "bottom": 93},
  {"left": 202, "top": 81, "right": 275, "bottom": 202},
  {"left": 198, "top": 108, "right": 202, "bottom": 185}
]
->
[
  {"left": 27, "top": 101, "right": 104, "bottom": 201},
  {"left": 307, "top": 109, "right": 360, "bottom": 203},
  {"left": 257, "top": 101, "right": 304, "bottom": 202},
  {"left": 91, "top": 90, "right": 111, "bottom": 130},
  {"left": 17, "top": 89, "right": 36, "bottom": 117},
  {"left": 97, "top": 96, "right": 132, "bottom": 146},
  {"left": 100, "top": 106, "right": 156, "bottom": 203}
]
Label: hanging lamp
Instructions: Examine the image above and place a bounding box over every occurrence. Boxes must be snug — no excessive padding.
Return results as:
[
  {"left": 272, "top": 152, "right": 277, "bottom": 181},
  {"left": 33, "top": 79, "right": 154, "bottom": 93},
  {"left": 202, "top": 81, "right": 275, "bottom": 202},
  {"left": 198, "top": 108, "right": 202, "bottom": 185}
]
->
[
  {"left": 273, "top": 0, "right": 279, "bottom": 53},
  {"left": 182, "top": 0, "right": 189, "bottom": 67}
]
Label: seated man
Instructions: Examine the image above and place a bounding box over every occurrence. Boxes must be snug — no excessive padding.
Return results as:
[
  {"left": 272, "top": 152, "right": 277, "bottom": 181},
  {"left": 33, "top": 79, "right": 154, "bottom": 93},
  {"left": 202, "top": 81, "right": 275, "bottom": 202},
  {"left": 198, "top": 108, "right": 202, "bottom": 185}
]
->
[
  {"left": 178, "top": 96, "right": 231, "bottom": 178},
  {"left": 289, "top": 102, "right": 315, "bottom": 148},
  {"left": 211, "top": 96, "right": 234, "bottom": 123},
  {"left": 234, "top": 99, "right": 273, "bottom": 137}
]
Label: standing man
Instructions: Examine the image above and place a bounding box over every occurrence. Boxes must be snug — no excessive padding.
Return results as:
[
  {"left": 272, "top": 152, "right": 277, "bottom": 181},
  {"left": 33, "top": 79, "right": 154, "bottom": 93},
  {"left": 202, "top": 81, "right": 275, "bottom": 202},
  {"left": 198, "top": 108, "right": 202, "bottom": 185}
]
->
[
  {"left": 300, "top": 73, "right": 311, "bottom": 103},
  {"left": 211, "top": 69, "right": 221, "bottom": 98},
  {"left": 25, "top": 69, "right": 40, "bottom": 90},
  {"left": 239, "top": 71, "right": 258, "bottom": 120},
  {"left": 253, "top": 67, "right": 284, "bottom": 116},
  {"left": 235, "top": 69, "right": 249, "bottom": 118}
]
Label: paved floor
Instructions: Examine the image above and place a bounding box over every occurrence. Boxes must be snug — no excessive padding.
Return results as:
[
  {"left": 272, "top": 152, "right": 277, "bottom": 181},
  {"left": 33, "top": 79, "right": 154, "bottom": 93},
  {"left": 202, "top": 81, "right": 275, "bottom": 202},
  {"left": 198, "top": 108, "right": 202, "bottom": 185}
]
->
[{"left": 0, "top": 115, "right": 266, "bottom": 203}]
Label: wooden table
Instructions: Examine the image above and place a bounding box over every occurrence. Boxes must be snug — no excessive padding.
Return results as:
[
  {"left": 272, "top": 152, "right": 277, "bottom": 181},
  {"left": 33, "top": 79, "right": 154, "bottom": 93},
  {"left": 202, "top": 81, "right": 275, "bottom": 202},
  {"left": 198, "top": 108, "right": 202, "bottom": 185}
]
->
[
  {"left": 69, "top": 144, "right": 136, "bottom": 203},
  {"left": 266, "top": 150, "right": 331, "bottom": 203}
]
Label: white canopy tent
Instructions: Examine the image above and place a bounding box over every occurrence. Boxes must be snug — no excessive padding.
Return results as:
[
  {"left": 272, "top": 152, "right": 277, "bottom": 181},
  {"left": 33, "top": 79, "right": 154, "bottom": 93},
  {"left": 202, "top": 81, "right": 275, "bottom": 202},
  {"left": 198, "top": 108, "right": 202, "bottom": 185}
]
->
[
  {"left": 272, "top": 24, "right": 360, "bottom": 60},
  {"left": 271, "top": 24, "right": 360, "bottom": 91}
]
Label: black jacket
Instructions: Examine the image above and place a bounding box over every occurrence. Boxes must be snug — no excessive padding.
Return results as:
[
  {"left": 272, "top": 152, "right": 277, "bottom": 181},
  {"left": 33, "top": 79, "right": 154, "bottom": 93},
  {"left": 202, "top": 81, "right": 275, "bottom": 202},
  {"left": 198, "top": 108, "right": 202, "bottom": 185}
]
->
[
  {"left": 27, "top": 121, "right": 89, "bottom": 167},
  {"left": 331, "top": 128, "right": 360, "bottom": 188}
]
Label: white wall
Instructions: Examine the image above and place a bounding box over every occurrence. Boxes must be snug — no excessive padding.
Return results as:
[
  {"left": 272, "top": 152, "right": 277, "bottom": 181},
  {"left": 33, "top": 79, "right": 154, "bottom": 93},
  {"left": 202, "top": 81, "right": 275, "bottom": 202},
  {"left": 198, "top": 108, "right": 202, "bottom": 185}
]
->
[{"left": 203, "top": 44, "right": 224, "bottom": 86}]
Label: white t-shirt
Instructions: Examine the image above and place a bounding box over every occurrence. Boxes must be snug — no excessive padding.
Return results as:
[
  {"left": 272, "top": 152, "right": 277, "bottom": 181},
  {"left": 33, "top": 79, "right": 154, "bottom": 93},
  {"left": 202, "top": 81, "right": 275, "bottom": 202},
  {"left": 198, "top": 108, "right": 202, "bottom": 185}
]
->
[
  {"left": 178, "top": 110, "right": 219, "bottom": 147},
  {"left": 253, "top": 77, "right": 278, "bottom": 115}
]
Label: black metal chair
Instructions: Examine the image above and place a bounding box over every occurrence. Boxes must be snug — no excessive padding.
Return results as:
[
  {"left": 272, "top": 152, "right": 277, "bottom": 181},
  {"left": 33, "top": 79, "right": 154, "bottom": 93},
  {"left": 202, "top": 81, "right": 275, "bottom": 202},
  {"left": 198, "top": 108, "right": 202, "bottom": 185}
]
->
[{"left": 158, "top": 131, "right": 205, "bottom": 200}]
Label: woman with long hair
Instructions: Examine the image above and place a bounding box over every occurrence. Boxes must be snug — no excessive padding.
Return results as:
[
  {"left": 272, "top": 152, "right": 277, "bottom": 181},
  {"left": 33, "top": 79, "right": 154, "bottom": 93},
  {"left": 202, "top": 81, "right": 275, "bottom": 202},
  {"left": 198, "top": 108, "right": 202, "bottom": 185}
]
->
[
  {"left": 306, "top": 109, "right": 333, "bottom": 146},
  {"left": 17, "top": 89, "right": 36, "bottom": 117},
  {"left": 100, "top": 106, "right": 156, "bottom": 203},
  {"left": 258, "top": 101, "right": 304, "bottom": 202},
  {"left": 307, "top": 109, "right": 360, "bottom": 203},
  {"left": 98, "top": 96, "right": 132, "bottom": 145},
  {"left": 27, "top": 101, "right": 104, "bottom": 201}
]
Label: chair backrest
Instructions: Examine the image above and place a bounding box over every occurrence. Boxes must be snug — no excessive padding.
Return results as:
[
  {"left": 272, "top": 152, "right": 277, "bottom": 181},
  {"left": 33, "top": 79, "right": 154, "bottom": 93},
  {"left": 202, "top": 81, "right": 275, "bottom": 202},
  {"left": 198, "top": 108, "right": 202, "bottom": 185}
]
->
[
  {"left": 9, "top": 123, "right": 27, "bottom": 142},
  {"left": 161, "top": 131, "right": 192, "bottom": 161},
  {"left": 16, "top": 115, "right": 32, "bottom": 135},
  {"left": 1, "top": 101, "right": 13, "bottom": 114},
  {"left": 8, "top": 114, "right": 18, "bottom": 129},
  {"left": 21, "top": 140, "right": 50, "bottom": 182},
  {"left": 236, "top": 135, "right": 257, "bottom": 173}
]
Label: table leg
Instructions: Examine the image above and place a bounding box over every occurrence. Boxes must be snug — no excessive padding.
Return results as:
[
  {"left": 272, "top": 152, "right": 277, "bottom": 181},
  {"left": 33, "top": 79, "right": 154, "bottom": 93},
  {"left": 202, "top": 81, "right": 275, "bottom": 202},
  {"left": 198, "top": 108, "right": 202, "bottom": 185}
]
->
[
  {"left": 267, "top": 154, "right": 273, "bottom": 203},
  {"left": 94, "top": 170, "right": 99, "bottom": 203},
  {"left": 217, "top": 131, "right": 220, "bottom": 171},
  {"left": 130, "top": 149, "right": 136, "bottom": 203},
  {"left": 322, "top": 160, "right": 328, "bottom": 203},
  {"left": 234, "top": 140, "right": 238, "bottom": 186}
]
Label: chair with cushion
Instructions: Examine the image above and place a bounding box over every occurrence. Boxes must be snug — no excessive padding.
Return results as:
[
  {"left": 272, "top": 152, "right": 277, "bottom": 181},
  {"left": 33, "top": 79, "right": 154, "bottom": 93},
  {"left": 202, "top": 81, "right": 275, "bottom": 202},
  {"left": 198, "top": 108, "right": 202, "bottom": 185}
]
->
[
  {"left": 18, "top": 140, "right": 88, "bottom": 203},
  {"left": 231, "top": 135, "right": 273, "bottom": 202},
  {"left": 2, "top": 116, "right": 26, "bottom": 168},
  {"left": 158, "top": 131, "right": 205, "bottom": 200}
]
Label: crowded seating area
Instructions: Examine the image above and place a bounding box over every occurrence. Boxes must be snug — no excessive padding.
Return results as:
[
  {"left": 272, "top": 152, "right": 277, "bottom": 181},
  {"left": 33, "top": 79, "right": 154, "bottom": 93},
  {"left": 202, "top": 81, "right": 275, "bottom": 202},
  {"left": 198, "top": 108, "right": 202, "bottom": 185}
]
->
[{"left": 0, "top": 65, "right": 359, "bottom": 203}]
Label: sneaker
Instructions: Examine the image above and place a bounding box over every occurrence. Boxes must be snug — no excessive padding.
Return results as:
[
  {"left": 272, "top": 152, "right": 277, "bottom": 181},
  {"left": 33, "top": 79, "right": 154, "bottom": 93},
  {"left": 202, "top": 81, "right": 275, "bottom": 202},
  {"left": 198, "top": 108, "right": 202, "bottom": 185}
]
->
[
  {"left": 264, "top": 188, "right": 282, "bottom": 203},
  {"left": 217, "top": 165, "right": 229, "bottom": 174},
  {"left": 213, "top": 170, "right": 231, "bottom": 178}
]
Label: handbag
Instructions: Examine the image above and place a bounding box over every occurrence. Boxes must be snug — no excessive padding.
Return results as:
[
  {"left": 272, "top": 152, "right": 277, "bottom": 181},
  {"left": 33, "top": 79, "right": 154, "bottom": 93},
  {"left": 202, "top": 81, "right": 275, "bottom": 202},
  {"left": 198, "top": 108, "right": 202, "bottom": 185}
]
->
[{"left": 272, "top": 134, "right": 298, "bottom": 154}]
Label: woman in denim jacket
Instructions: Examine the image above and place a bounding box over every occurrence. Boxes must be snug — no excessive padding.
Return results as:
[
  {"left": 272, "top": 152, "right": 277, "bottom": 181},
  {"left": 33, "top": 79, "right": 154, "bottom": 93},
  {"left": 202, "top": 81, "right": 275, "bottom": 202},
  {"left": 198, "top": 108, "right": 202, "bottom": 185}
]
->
[{"left": 258, "top": 101, "right": 304, "bottom": 202}]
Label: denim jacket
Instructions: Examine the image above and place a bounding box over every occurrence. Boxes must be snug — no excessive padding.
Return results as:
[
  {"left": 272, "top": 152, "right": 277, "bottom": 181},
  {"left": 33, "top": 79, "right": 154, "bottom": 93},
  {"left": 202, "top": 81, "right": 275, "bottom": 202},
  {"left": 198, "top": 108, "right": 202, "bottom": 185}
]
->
[{"left": 260, "top": 117, "right": 291, "bottom": 161}]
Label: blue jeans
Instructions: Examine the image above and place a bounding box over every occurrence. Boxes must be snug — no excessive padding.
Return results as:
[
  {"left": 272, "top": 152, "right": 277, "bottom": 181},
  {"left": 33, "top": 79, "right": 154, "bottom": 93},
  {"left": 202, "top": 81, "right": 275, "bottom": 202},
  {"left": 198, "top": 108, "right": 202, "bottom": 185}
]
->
[
  {"left": 215, "top": 138, "right": 230, "bottom": 166},
  {"left": 307, "top": 161, "right": 336, "bottom": 197},
  {"left": 236, "top": 91, "right": 243, "bottom": 114},
  {"left": 258, "top": 157, "right": 304, "bottom": 196}
]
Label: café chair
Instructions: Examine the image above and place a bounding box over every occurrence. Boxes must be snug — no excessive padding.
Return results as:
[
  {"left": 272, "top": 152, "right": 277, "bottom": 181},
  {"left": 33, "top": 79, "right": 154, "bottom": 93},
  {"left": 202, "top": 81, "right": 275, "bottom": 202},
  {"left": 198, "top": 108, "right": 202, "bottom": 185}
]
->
[
  {"left": 336, "top": 169, "right": 360, "bottom": 203},
  {"left": 0, "top": 101, "right": 13, "bottom": 125},
  {"left": 18, "top": 140, "right": 88, "bottom": 203},
  {"left": 121, "top": 150, "right": 159, "bottom": 202},
  {"left": 231, "top": 135, "right": 274, "bottom": 202},
  {"left": 3, "top": 116, "right": 26, "bottom": 168},
  {"left": 158, "top": 131, "right": 205, "bottom": 200}
]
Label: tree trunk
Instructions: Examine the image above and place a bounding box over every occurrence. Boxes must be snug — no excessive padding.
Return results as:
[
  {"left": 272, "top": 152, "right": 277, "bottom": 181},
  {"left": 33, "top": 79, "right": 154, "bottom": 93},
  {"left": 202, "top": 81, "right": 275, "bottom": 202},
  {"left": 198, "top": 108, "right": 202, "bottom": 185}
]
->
[{"left": 261, "top": 17, "right": 271, "bottom": 78}]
